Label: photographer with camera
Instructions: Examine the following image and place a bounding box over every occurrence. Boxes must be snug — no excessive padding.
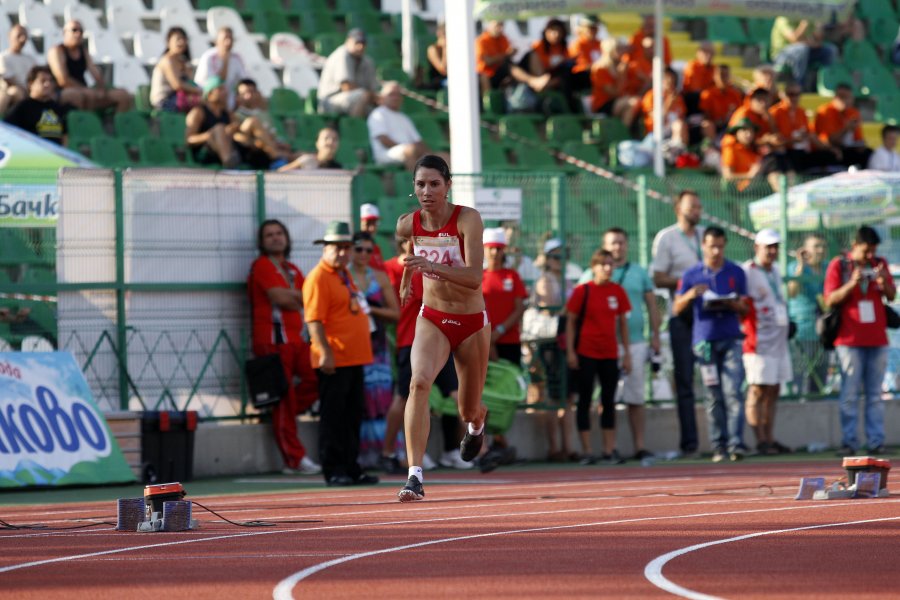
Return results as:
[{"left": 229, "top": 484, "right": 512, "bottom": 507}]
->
[
  {"left": 824, "top": 226, "right": 896, "bottom": 456},
  {"left": 787, "top": 234, "right": 828, "bottom": 395}
]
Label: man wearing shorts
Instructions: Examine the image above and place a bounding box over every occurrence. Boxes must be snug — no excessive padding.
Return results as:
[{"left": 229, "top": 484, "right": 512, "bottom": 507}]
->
[
  {"left": 603, "top": 228, "right": 661, "bottom": 460},
  {"left": 742, "top": 229, "right": 793, "bottom": 455}
]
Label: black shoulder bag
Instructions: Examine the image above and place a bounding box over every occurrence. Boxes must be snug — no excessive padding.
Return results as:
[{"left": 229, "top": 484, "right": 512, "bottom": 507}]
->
[{"left": 816, "top": 258, "right": 846, "bottom": 350}]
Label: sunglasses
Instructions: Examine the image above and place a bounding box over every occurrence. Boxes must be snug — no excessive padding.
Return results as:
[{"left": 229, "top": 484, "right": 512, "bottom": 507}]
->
[
  {"left": 547, "top": 254, "right": 562, "bottom": 260},
  {"left": 68, "top": 27, "right": 83, "bottom": 33},
  {"left": 354, "top": 246, "right": 373, "bottom": 254}
]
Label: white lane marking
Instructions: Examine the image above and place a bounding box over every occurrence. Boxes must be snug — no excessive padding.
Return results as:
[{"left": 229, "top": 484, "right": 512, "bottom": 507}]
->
[
  {"left": 643, "top": 515, "right": 900, "bottom": 600},
  {"left": 270, "top": 500, "right": 900, "bottom": 599}
]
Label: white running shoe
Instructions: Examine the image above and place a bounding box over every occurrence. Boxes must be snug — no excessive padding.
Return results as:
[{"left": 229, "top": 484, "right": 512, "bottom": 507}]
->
[
  {"left": 422, "top": 453, "right": 437, "bottom": 471},
  {"left": 439, "top": 449, "right": 475, "bottom": 470},
  {"left": 282, "top": 455, "right": 322, "bottom": 475}
]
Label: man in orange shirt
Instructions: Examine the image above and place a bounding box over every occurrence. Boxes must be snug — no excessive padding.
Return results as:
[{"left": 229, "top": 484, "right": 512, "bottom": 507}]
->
[
  {"left": 629, "top": 15, "right": 672, "bottom": 66},
  {"left": 699, "top": 64, "right": 744, "bottom": 135},
  {"left": 640, "top": 67, "right": 687, "bottom": 147},
  {"left": 622, "top": 36, "right": 653, "bottom": 96},
  {"left": 568, "top": 16, "right": 601, "bottom": 90},
  {"left": 682, "top": 42, "right": 715, "bottom": 115},
  {"left": 721, "top": 118, "right": 791, "bottom": 191},
  {"left": 769, "top": 82, "right": 838, "bottom": 172},
  {"left": 475, "top": 20, "right": 549, "bottom": 93},
  {"left": 302, "top": 221, "right": 378, "bottom": 487},
  {"left": 814, "top": 82, "right": 872, "bottom": 168}
]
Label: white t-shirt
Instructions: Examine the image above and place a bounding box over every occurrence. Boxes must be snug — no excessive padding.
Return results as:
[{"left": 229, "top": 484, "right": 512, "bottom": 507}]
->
[
  {"left": 367, "top": 105, "right": 421, "bottom": 164},
  {"left": 868, "top": 146, "right": 900, "bottom": 172},
  {"left": 0, "top": 51, "right": 37, "bottom": 88},
  {"left": 650, "top": 223, "right": 705, "bottom": 293},
  {"left": 193, "top": 48, "right": 246, "bottom": 110},
  {"left": 742, "top": 260, "right": 790, "bottom": 356}
]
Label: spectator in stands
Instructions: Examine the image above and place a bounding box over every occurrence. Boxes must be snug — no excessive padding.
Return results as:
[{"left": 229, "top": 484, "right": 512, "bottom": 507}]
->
[
  {"left": 359, "top": 203, "right": 385, "bottom": 270},
  {"left": 234, "top": 78, "right": 296, "bottom": 168},
  {"left": 566, "top": 249, "right": 631, "bottom": 465},
  {"left": 813, "top": 83, "right": 871, "bottom": 169},
  {"left": 425, "top": 22, "right": 447, "bottom": 90},
  {"left": 770, "top": 18, "right": 836, "bottom": 91},
  {"left": 0, "top": 25, "right": 37, "bottom": 116},
  {"left": 640, "top": 67, "right": 688, "bottom": 150},
  {"left": 367, "top": 81, "right": 433, "bottom": 171},
  {"left": 699, "top": 64, "right": 744, "bottom": 137},
  {"left": 602, "top": 228, "right": 661, "bottom": 461},
  {"left": 787, "top": 233, "right": 829, "bottom": 395},
  {"left": 568, "top": 16, "right": 602, "bottom": 91},
  {"left": 629, "top": 15, "right": 671, "bottom": 66},
  {"left": 721, "top": 118, "right": 791, "bottom": 192},
  {"left": 589, "top": 38, "right": 640, "bottom": 128},
  {"left": 746, "top": 65, "right": 778, "bottom": 108},
  {"left": 824, "top": 226, "right": 896, "bottom": 456},
  {"left": 770, "top": 82, "right": 839, "bottom": 173},
  {"left": 317, "top": 28, "right": 377, "bottom": 117},
  {"left": 475, "top": 20, "right": 550, "bottom": 94},
  {"left": 4, "top": 66, "right": 68, "bottom": 145},
  {"left": 868, "top": 125, "right": 900, "bottom": 172},
  {"left": 622, "top": 36, "right": 653, "bottom": 98},
  {"left": 522, "top": 18, "right": 580, "bottom": 113},
  {"left": 277, "top": 126, "right": 342, "bottom": 171},
  {"left": 682, "top": 41, "right": 715, "bottom": 115},
  {"left": 185, "top": 77, "right": 243, "bottom": 168},
  {"left": 651, "top": 190, "right": 703, "bottom": 458},
  {"left": 194, "top": 27, "right": 245, "bottom": 111},
  {"left": 673, "top": 226, "right": 749, "bottom": 463},
  {"left": 247, "top": 219, "right": 321, "bottom": 476},
  {"left": 348, "top": 231, "right": 400, "bottom": 469},
  {"left": 530, "top": 238, "right": 577, "bottom": 463},
  {"left": 150, "top": 27, "right": 201, "bottom": 113},
  {"left": 48, "top": 20, "right": 132, "bottom": 113},
  {"left": 729, "top": 87, "right": 783, "bottom": 151},
  {"left": 302, "top": 221, "right": 379, "bottom": 486},
  {"left": 742, "top": 229, "right": 793, "bottom": 456}
]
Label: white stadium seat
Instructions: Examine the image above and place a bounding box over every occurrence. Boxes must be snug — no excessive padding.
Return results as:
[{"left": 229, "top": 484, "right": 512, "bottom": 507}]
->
[
  {"left": 113, "top": 55, "right": 150, "bottom": 93},
  {"left": 106, "top": 0, "right": 148, "bottom": 40},
  {"left": 133, "top": 30, "right": 165, "bottom": 65},
  {"left": 270, "top": 32, "right": 323, "bottom": 68},
  {"left": 160, "top": 6, "right": 209, "bottom": 60},
  {"left": 282, "top": 62, "right": 319, "bottom": 98},
  {"left": 88, "top": 28, "right": 128, "bottom": 64},
  {"left": 18, "top": 1, "right": 56, "bottom": 40},
  {"left": 206, "top": 6, "right": 264, "bottom": 44},
  {"left": 42, "top": 0, "right": 68, "bottom": 18},
  {"left": 243, "top": 60, "right": 280, "bottom": 97},
  {"left": 63, "top": 2, "right": 104, "bottom": 34},
  {"left": 2, "top": 0, "right": 32, "bottom": 18}
]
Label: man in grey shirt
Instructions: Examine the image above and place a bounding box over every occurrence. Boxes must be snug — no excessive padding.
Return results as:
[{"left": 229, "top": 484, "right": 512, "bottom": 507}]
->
[
  {"left": 650, "top": 189, "right": 704, "bottom": 457},
  {"left": 317, "top": 28, "right": 377, "bottom": 117}
]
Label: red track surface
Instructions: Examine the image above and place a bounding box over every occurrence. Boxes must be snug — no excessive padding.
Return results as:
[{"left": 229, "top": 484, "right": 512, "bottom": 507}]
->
[{"left": 2, "top": 460, "right": 899, "bottom": 599}]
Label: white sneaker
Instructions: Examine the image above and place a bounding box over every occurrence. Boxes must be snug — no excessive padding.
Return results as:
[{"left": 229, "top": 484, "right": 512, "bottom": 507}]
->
[
  {"left": 422, "top": 453, "right": 437, "bottom": 470},
  {"left": 282, "top": 456, "right": 321, "bottom": 475},
  {"left": 439, "top": 449, "right": 475, "bottom": 470}
]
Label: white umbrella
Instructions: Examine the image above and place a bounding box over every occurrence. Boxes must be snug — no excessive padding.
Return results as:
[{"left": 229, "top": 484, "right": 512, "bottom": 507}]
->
[{"left": 748, "top": 170, "right": 900, "bottom": 232}]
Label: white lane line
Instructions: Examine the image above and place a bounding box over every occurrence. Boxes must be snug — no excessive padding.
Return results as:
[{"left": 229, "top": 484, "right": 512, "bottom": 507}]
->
[
  {"left": 270, "top": 500, "right": 900, "bottom": 599},
  {"left": 643, "top": 515, "right": 900, "bottom": 600}
]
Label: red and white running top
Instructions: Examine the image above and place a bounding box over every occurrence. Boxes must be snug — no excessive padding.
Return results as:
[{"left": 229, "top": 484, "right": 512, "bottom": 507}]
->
[{"left": 412, "top": 205, "right": 466, "bottom": 280}]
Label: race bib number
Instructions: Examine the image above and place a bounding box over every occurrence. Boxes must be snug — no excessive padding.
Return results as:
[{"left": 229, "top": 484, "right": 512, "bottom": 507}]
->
[
  {"left": 858, "top": 300, "right": 876, "bottom": 324},
  {"left": 774, "top": 304, "right": 788, "bottom": 327},
  {"left": 700, "top": 364, "right": 720, "bottom": 387},
  {"left": 415, "top": 235, "right": 464, "bottom": 278}
]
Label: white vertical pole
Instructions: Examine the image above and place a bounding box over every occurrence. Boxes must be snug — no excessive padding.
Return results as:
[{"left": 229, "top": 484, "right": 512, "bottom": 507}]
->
[
  {"left": 401, "top": 0, "right": 414, "bottom": 77},
  {"left": 652, "top": 0, "right": 665, "bottom": 177},
  {"left": 445, "top": 0, "right": 481, "bottom": 205}
]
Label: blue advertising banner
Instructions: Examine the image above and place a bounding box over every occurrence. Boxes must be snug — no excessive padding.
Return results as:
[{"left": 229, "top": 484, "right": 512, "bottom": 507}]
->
[{"left": 0, "top": 352, "right": 136, "bottom": 488}]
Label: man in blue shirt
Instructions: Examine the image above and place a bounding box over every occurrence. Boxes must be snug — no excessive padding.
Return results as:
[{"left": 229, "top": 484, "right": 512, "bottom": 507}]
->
[{"left": 673, "top": 227, "right": 749, "bottom": 462}]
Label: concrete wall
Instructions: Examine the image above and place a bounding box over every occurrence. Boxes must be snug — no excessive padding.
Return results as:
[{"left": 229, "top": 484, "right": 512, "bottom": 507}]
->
[{"left": 190, "top": 400, "right": 900, "bottom": 478}]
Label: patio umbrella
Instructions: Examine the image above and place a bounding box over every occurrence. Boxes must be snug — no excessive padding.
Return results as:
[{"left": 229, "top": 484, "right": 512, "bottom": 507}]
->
[{"left": 748, "top": 170, "right": 900, "bottom": 232}]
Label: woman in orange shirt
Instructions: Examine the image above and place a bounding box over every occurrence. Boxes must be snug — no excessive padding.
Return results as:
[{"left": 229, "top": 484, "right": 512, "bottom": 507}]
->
[
  {"left": 526, "top": 18, "right": 579, "bottom": 112},
  {"left": 568, "top": 16, "right": 602, "bottom": 90},
  {"left": 640, "top": 67, "right": 688, "bottom": 147},
  {"left": 589, "top": 38, "right": 640, "bottom": 128}
]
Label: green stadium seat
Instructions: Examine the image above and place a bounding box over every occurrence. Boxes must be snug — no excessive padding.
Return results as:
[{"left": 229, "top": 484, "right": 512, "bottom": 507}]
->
[
  {"left": 134, "top": 84, "right": 153, "bottom": 116},
  {"left": 344, "top": 11, "right": 383, "bottom": 36},
  {"left": 241, "top": 0, "right": 280, "bottom": 20},
  {"left": 843, "top": 40, "right": 882, "bottom": 71},
  {"left": 0, "top": 228, "right": 38, "bottom": 265},
  {"left": 90, "top": 135, "right": 131, "bottom": 168},
  {"left": 745, "top": 18, "right": 775, "bottom": 44},
  {"left": 338, "top": 116, "right": 369, "bottom": 146},
  {"left": 113, "top": 110, "right": 150, "bottom": 148},
  {"left": 354, "top": 171, "right": 386, "bottom": 201},
  {"left": 875, "top": 95, "right": 900, "bottom": 125},
  {"left": 286, "top": 0, "right": 328, "bottom": 14},
  {"left": 816, "top": 64, "right": 855, "bottom": 97},
  {"left": 410, "top": 115, "right": 449, "bottom": 150},
  {"left": 313, "top": 31, "right": 344, "bottom": 56},
  {"left": 391, "top": 170, "right": 412, "bottom": 197},
  {"left": 269, "top": 88, "right": 304, "bottom": 119},
  {"left": 66, "top": 110, "right": 104, "bottom": 151},
  {"left": 304, "top": 88, "right": 319, "bottom": 114},
  {"left": 291, "top": 113, "right": 328, "bottom": 148},
  {"left": 157, "top": 111, "right": 188, "bottom": 151},
  {"left": 335, "top": 0, "right": 378, "bottom": 14},
  {"left": 481, "top": 144, "right": 511, "bottom": 170},
  {"left": 514, "top": 148, "right": 557, "bottom": 170},
  {"left": 138, "top": 136, "right": 181, "bottom": 167},
  {"left": 366, "top": 33, "right": 399, "bottom": 64},
  {"left": 198, "top": 0, "right": 237, "bottom": 10},
  {"left": 546, "top": 115, "right": 584, "bottom": 144},
  {"left": 590, "top": 117, "right": 631, "bottom": 154},
  {"left": 856, "top": 0, "right": 897, "bottom": 21},
  {"left": 335, "top": 143, "right": 363, "bottom": 168},
  {"left": 538, "top": 90, "right": 571, "bottom": 114},
  {"left": 858, "top": 65, "right": 897, "bottom": 98},
  {"left": 561, "top": 141, "right": 604, "bottom": 165},
  {"left": 482, "top": 89, "right": 506, "bottom": 120},
  {"left": 868, "top": 18, "right": 900, "bottom": 48},
  {"left": 377, "top": 64, "right": 411, "bottom": 87},
  {"left": 498, "top": 115, "right": 541, "bottom": 142},
  {"left": 400, "top": 95, "right": 430, "bottom": 115},
  {"left": 706, "top": 16, "right": 749, "bottom": 45},
  {"left": 253, "top": 10, "right": 291, "bottom": 38}
]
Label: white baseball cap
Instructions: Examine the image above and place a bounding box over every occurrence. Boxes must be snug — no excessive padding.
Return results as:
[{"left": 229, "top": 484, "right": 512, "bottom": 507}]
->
[
  {"left": 360, "top": 203, "right": 380, "bottom": 220},
  {"left": 755, "top": 228, "right": 781, "bottom": 246},
  {"left": 543, "top": 238, "right": 563, "bottom": 255},
  {"left": 483, "top": 227, "right": 507, "bottom": 248}
]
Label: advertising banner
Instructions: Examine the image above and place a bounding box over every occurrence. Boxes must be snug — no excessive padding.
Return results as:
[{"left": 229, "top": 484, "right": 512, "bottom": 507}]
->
[{"left": 0, "top": 352, "right": 136, "bottom": 488}]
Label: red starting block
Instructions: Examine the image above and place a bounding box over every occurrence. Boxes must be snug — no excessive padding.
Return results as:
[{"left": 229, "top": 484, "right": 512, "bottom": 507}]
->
[{"left": 843, "top": 457, "right": 890, "bottom": 491}]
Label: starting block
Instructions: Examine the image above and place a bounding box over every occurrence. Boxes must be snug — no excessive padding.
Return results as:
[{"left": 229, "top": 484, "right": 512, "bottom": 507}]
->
[
  {"left": 117, "top": 482, "right": 199, "bottom": 532},
  {"left": 796, "top": 457, "right": 891, "bottom": 501}
]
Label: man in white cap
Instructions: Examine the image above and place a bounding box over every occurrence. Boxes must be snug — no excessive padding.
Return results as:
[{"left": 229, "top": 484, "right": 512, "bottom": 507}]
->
[
  {"left": 359, "top": 202, "right": 384, "bottom": 270},
  {"left": 741, "top": 228, "right": 793, "bottom": 455}
]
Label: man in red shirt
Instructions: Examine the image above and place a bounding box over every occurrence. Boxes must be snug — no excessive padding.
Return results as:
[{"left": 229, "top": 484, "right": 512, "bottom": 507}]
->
[
  {"left": 247, "top": 220, "right": 320, "bottom": 475},
  {"left": 824, "top": 226, "right": 896, "bottom": 456},
  {"left": 566, "top": 249, "right": 631, "bottom": 465},
  {"left": 359, "top": 203, "right": 384, "bottom": 270}
]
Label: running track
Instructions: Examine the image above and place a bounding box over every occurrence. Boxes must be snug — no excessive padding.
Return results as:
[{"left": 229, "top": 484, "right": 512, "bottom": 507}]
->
[{"left": 2, "top": 460, "right": 898, "bottom": 599}]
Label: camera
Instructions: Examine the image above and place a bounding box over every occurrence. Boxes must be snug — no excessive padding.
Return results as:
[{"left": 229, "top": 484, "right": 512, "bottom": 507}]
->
[{"left": 861, "top": 268, "right": 877, "bottom": 280}]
